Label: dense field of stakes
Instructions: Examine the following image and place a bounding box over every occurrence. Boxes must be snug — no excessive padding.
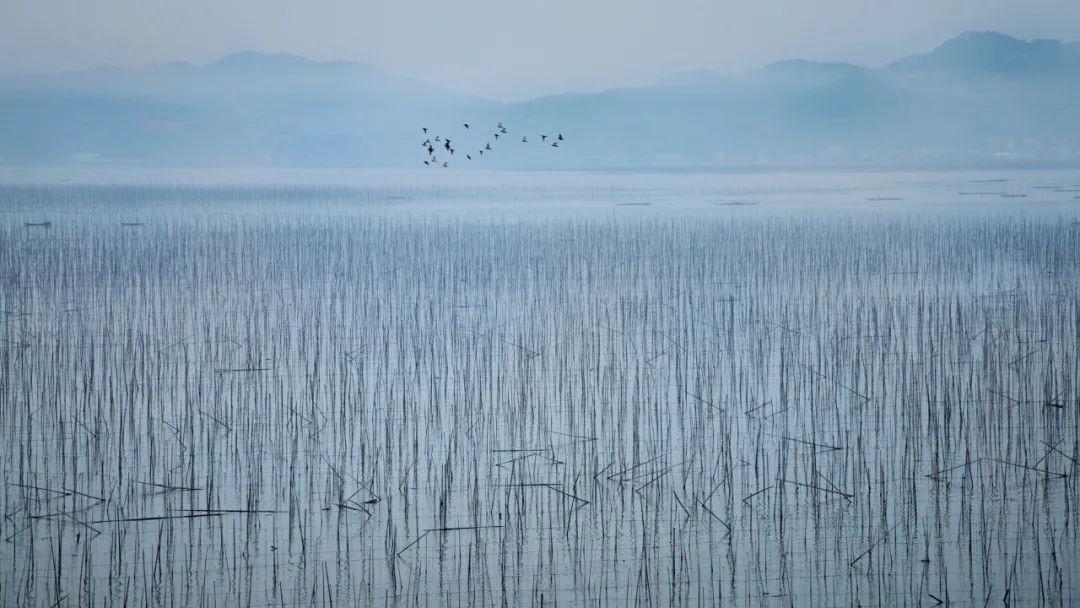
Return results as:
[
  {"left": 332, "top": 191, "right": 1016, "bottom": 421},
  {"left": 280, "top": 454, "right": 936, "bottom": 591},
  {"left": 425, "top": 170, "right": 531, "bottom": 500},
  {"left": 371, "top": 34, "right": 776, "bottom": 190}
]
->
[{"left": 1, "top": 174, "right": 1079, "bottom": 607}]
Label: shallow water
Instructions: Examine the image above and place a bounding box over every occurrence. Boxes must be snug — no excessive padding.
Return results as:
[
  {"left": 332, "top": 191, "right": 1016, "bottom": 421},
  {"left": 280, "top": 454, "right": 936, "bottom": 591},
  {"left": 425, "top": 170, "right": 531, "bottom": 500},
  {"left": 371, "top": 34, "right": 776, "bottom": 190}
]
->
[{"left": 1, "top": 169, "right": 1078, "bottom": 606}]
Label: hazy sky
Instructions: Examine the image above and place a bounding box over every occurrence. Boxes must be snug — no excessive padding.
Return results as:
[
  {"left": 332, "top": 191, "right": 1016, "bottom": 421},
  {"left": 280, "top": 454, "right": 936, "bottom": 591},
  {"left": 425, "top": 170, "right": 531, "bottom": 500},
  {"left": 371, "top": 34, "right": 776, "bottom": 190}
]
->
[{"left": 1, "top": 0, "right": 1078, "bottom": 100}]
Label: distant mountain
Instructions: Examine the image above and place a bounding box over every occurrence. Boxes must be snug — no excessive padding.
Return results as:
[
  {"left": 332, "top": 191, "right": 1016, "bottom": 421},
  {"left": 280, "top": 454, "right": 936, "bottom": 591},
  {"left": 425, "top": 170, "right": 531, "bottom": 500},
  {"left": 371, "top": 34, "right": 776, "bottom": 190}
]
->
[
  {"left": 887, "top": 31, "right": 1080, "bottom": 77},
  {"left": 495, "top": 31, "right": 1080, "bottom": 168},
  {"left": 1, "top": 32, "right": 1078, "bottom": 169},
  {"left": 0, "top": 52, "right": 491, "bottom": 166}
]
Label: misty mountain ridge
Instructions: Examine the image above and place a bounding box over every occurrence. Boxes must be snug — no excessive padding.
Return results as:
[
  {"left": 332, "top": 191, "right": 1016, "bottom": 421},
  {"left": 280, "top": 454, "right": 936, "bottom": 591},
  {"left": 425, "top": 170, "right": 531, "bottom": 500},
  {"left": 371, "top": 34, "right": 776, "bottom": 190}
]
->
[
  {"left": 1, "top": 31, "right": 1078, "bottom": 168},
  {"left": 887, "top": 31, "right": 1080, "bottom": 77}
]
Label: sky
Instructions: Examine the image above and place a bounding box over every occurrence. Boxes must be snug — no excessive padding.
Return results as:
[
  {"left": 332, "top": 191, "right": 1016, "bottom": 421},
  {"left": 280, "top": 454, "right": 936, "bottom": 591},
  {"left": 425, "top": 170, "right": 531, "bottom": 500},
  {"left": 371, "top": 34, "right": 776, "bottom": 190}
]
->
[{"left": 1, "top": 0, "right": 1078, "bottom": 100}]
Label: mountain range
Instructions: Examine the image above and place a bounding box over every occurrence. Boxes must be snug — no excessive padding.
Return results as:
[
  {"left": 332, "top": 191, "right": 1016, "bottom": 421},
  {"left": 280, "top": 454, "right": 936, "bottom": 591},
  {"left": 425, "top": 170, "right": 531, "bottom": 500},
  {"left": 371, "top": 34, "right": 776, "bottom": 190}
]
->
[{"left": 1, "top": 31, "right": 1078, "bottom": 169}]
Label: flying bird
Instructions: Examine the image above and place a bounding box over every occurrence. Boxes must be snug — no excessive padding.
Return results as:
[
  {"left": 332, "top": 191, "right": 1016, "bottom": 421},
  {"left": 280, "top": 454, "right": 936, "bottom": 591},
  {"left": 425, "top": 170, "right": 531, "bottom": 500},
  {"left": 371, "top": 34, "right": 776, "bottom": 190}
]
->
[{"left": 420, "top": 120, "right": 566, "bottom": 166}]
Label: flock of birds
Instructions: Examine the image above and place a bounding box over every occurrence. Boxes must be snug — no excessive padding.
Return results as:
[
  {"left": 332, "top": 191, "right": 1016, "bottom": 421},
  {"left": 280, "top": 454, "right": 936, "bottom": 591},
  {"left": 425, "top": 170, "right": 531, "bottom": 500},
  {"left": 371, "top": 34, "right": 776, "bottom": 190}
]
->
[{"left": 420, "top": 121, "right": 565, "bottom": 167}]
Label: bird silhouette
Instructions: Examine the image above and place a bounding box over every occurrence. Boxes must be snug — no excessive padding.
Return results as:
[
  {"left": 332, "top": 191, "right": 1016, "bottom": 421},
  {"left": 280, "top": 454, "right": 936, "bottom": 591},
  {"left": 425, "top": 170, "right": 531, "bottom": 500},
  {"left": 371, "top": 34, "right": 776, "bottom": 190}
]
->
[{"left": 418, "top": 121, "right": 566, "bottom": 166}]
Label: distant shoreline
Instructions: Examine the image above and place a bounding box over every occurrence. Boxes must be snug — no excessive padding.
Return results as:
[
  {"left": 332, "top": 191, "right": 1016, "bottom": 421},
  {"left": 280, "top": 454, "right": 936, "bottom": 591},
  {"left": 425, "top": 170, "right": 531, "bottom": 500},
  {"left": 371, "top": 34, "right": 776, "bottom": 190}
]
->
[{"left": 2, "top": 159, "right": 1079, "bottom": 182}]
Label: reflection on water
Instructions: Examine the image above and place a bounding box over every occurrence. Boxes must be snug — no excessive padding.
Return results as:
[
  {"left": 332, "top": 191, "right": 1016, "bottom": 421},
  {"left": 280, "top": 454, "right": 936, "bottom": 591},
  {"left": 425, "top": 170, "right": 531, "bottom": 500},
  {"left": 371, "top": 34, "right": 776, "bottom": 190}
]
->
[{"left": 1, "top": 170, "right": 1078, "bottom": 606}]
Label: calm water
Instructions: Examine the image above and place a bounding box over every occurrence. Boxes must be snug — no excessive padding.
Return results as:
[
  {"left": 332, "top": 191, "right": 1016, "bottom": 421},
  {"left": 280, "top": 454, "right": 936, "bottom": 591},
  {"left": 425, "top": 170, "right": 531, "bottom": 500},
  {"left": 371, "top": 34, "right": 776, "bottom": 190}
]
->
[{"left": 1, "top": 169, "right": 1078, "bottom": 606}]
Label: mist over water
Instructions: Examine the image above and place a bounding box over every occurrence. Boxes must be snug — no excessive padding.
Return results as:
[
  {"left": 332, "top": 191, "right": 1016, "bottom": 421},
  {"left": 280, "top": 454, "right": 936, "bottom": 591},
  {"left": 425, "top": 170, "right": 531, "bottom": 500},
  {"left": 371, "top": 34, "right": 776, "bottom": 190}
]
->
[
  {"left": 4, "top": 0, "right": 1079, "bottom": 603},
  {"left": 3, "top": 31, "right": 1080, "bottom": 169},
  {"left": 2, "top": 170, "right": 1078, "bottom": 606}
]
